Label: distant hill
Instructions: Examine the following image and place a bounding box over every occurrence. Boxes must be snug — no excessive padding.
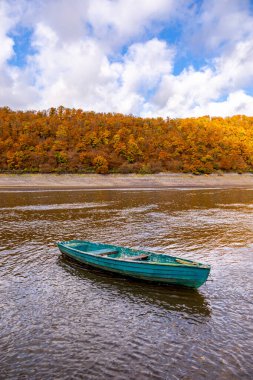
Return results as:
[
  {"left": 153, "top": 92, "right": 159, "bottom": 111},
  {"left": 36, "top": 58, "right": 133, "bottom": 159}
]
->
[{"left": 0, "top": 106, "right": 253, "bottom": 174}]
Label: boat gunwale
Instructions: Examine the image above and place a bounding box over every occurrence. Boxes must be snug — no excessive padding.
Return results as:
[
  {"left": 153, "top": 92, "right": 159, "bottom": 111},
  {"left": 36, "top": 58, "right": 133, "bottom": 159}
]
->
[{"left": 58, "top": 242, "right": 211, "bottom": 270}]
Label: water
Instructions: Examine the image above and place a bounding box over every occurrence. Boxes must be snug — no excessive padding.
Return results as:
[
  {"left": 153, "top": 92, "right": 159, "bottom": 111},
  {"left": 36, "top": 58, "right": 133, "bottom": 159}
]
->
[{"left": 0, "top": 188, "right": 253, "bottom": 379}]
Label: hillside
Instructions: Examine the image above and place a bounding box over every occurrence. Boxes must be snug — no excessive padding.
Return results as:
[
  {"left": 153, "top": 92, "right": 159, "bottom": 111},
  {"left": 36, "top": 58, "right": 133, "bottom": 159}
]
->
[{"left": 1, "top": 107, "right": 253, "bottom": 174}]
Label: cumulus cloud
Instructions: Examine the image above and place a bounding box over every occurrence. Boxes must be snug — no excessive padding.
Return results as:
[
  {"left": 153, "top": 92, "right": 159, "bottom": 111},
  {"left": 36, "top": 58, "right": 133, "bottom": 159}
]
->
[
  {"left": 0, "top": 1, "right": 39, "bottom": 108},
  {"left": 87, "top": 0, "right": 181, "bottom": 49},
  {"left": 0, "top": 0, "right": 253, "bottom": 117},
  {"left": 29, "top": 31, "right": 174, "bottom": 114},
  {"left": 204, "top": 91, "right": 253, "bottom": 116},
  {"left": 184, "top": 0, "right": 253, "bottom": 55},
  {"left": 0, "top": 2, "right": 14, "bottom": 65},
  {"left": 146, "top": 35, "right": 253, "bottom": 117}
]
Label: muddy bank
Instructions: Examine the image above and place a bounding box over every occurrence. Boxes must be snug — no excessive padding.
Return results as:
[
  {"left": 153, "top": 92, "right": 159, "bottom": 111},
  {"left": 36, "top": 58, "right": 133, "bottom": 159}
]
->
[{"left": 1, "top": 173, "right": 253, "bottom": 190}]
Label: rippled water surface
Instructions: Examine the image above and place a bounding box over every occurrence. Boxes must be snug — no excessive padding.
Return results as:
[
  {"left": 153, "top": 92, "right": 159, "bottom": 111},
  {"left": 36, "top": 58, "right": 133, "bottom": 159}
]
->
[{"left": 1, "top": 188, "right": 253, "bottom": 379}]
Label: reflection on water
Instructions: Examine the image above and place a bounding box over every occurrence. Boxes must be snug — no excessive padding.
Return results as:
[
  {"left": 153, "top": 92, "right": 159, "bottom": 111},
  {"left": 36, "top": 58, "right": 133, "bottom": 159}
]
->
[
  {"left": 59, "top": 255, "right": 211, "bottom": 319},
  {"left": 1, "top": 188, "right": 253, "bottom": 379}
]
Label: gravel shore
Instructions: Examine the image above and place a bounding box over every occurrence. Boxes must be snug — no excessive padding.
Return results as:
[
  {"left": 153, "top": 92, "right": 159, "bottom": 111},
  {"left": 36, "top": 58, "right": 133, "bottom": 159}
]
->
[{"left": 1, "top": 173, "right": 253, "bottom": 190}]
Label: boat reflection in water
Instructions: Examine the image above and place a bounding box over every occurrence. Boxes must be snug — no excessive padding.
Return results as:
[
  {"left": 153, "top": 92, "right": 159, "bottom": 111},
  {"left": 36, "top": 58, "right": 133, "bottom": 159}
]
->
[{"left": 58, "top": 254, "right": 211, "bottom": 319}]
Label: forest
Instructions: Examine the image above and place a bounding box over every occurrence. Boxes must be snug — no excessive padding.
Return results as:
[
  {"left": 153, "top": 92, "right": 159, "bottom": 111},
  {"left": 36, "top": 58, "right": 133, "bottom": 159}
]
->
[{"left": 0, "top": 106, "right": 253, "bottom": 174}]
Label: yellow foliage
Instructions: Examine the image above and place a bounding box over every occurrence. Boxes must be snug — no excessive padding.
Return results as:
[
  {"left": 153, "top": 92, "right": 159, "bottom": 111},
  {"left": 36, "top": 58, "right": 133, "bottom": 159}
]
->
[{"left": 1, "top": 106, "right": 253, "bottom": 174}]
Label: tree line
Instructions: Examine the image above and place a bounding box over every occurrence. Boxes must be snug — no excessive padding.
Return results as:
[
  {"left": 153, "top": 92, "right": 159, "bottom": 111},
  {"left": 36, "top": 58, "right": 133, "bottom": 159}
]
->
[{"left": 0, "top": 106, "right": 253, "bottom": 174}]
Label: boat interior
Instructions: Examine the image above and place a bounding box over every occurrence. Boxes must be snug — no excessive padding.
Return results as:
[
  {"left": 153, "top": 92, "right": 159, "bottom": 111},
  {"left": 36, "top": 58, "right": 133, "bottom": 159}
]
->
[{"left": 64, "top": 240, "right": 208, "bottom": 267}]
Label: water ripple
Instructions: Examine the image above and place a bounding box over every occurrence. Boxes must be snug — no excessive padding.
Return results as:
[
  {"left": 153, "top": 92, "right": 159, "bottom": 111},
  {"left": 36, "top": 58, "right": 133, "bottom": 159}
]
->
[{"left": 1, "top": 189, "right": 253, "bottom": 379}]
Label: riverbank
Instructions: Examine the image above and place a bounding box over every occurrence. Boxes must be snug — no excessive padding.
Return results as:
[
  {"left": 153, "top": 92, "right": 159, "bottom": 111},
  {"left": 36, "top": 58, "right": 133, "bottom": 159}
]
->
[{"left": 1, "top": 173, "right": 253, "bottom": 190}]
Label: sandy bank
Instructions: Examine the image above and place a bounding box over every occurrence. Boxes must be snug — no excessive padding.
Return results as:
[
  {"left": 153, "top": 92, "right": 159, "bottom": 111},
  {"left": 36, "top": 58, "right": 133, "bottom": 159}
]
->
[{"left": 1, "top": 173, "right": 253, "bottom": 190}]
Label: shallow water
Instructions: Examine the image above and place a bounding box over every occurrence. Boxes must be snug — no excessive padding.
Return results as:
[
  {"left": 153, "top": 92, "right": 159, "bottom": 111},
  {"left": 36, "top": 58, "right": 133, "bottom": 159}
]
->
[{"left": 1, "top": 188, "right": 253, "bottom": 379}]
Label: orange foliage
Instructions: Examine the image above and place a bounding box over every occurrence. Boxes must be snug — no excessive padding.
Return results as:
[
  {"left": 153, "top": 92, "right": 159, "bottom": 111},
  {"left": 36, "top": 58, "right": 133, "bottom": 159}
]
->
[{"left": 0, "top": 107, "right": 253, "bottom": 174}]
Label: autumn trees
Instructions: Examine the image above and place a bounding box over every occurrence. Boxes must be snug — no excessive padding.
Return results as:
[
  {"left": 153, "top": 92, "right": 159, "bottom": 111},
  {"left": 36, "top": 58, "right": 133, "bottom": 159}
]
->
[{"left": 0, "top": 107, "right": 253, "bottom": 174}]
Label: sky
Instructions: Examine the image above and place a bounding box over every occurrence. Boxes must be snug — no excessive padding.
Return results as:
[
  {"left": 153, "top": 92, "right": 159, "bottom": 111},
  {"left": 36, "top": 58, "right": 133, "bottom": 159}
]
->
[{"left": 1, "top": 0, "right": 253, "bottom": 118}]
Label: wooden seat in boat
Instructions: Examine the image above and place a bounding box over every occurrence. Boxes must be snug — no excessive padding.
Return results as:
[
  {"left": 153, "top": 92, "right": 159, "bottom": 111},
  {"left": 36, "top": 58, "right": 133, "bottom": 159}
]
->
[
  {"left": 91, "top": 248, "right": 118, "bottom": 256},
  {"left": 128, "top": 254, "right": 149, "bottom": 261}
]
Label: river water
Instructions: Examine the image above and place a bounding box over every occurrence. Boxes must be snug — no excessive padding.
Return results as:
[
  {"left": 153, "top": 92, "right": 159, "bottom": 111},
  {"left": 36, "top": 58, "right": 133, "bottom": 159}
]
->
[{"left": 0, "top": 188, "right": 253, "bottom": 379}]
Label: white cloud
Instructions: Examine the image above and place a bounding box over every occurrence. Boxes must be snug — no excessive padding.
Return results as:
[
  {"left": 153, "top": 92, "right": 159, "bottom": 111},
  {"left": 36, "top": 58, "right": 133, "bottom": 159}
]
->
[
  {"left": 117, "top": 39, "right": 174, "bottom": 94},
  {"left": 203, "top": 91, "right": 253, "bottom": 116},
  {"left": 28, "top": 27, "right": 174, "bottom": 114},
  {"left": 0, "top": 1, "right": 39, "bottom": 108},
  {"left": 185, "top": 0, "right": 253, "bottom": 55},
  {"left": 143, "top": 32, "right": 253, "bottom": 118},
  {"left": 214, "top": 39, "right": 253, "bottom": 90},
  {"left": 8, "top": 0, "right": 181, "bottom": 49},
  {"left": 0, "top": 2, "right": 14, "bottom": 65},
  {"left": 28, "top": 22, "right": 108, "bottom": 109},
  {"left": 0, "top": 0, "right": 253, "bottom": 117},
  {"left": 87, "top": 0, "right": 181, "bottom": 49}
]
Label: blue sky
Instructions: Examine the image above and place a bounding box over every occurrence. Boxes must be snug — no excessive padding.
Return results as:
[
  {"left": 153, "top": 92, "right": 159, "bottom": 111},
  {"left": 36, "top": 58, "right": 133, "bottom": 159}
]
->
[{"left": 1, "top": 0, "right": 253, "bottom": 117}]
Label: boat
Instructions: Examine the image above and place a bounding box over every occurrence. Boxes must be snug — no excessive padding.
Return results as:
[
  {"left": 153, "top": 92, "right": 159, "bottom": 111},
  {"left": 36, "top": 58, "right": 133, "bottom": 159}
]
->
[{"left": 57, "top": 240, "right": 211, "bottom": 288}]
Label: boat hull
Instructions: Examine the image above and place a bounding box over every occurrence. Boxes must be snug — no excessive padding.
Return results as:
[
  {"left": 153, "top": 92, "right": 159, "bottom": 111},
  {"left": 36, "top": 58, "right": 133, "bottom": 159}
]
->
[{"left": 58, "top": 242, "right": 210, "bottom": 288}]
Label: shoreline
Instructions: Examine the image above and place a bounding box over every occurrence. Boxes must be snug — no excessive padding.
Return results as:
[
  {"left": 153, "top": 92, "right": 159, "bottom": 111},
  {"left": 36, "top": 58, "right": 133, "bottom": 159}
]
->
[{"left": 1, "top": 173, "right": 253, "bottom": 190}]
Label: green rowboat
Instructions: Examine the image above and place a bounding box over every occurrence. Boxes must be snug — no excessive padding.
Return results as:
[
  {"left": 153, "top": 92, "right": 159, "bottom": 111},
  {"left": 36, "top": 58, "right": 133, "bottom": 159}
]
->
[{"left": 57, "top": 240, "right": 211, "bottom": 288}]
